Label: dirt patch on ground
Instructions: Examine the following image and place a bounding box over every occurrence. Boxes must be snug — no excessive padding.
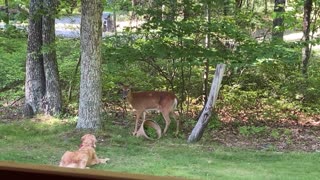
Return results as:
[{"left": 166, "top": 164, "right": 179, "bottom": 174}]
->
[
  {"left": 0, "top": 102, "right": 24, "bottom": 123},
  {"left": 209, "top": 121, "right": 320, "bottom": 152}
]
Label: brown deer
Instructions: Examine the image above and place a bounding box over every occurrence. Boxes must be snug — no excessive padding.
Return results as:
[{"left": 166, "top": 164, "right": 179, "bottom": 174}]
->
[{"left": 120, "top": 84, "right": 179, "bottom": 136}]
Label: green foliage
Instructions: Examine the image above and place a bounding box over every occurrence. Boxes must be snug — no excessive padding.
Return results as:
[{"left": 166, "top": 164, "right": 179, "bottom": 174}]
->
[
  {"left": 0, "top": 24, "right": 27, "bottom": 38},
  {"left": 0, "top": 36, "right": 26, "bottom": 101},
  {"left": 57, "top": 0, "right": 80, "bottom": 15},
  {"left": 0, "top": 0, "right": 29, "bottom": 22},
  {"left": 239, "top": 126, "right": 267, "bottom": 137},
  {"left": 207, "top": 112, "right": 222, "bottom": 130},
  {"left": 55, "top": 38, "right": 81, "bottom": 113},
  {"left": 144, "top": 125, "right": 159, "bottom": 139}
]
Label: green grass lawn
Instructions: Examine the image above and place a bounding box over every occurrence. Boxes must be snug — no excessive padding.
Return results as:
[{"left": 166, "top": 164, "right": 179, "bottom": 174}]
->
[{"left": 0, "top": 116, "right": 319, "bottom": 180}]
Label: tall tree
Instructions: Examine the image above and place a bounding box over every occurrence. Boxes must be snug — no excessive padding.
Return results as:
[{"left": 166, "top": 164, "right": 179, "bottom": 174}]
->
[
  {"left": 77, "top": 0, "right": 103, "bottom": 129},
  {"left": 272, "top": 0, "right": 286, "bottom": 41},
  {"left": 224, "top": 0, "right": 231, "bottom": 15},
  {"left": 264, "top": 0, "right": 268, "bottom": 14},
  {"left": 24, "top": 0, "right": 45, "bottom": 117},
  {"left": 42, "top": 0, "right": 62, "bottom": 115},
  {"left": 301, "top": 0, "right": 313, "bottom": 76},
  {"left": 203, "top": 1, "right": 211, "bottom": 105},
  {"left": 25, "top": 0, "right": 62, "bottom": 117},
  {"left": 4, "top": 0, "right": 9, "bottom": 25}
]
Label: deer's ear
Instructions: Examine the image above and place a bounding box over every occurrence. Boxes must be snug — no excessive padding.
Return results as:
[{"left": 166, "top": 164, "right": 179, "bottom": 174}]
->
[{"left": 117, "top": 82, "right": 124, "bottom": 87}]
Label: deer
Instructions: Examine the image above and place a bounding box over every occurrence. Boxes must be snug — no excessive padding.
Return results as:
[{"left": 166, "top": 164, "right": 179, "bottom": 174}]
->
[{"left": 120, "top": 84, "right": 179, "bottom": 136}]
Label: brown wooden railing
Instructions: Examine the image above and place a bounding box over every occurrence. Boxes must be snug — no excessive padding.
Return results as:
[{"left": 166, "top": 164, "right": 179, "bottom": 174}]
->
[{"left": 0, "top": 161, "right": 184, "bottom": 180}]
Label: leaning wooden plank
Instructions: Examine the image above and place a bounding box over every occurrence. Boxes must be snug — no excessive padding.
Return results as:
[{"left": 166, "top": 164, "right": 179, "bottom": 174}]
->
[{"left": 187, "top": 64, "right": 226, "bottom": 143}]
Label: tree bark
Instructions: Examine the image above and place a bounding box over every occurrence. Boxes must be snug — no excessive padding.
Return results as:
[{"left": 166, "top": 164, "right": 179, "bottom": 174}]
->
[
  {"left": 4, "top": 0, "right": 9, "bottom": 25},
  {"left": 113, "top": 10, "right": 117, "bottom": 36},
  {"left": 272, "top": 0, "right": 286, "bottom": 41},
  {"left": 236, "top": 0, "right": 243, "bottom": 9},
  {"left": 25, "top": 0, "right": 45, "bottom": 116},
  {"left": 203, "top": 1, "right": 211, "bottom": 105},
  {"left": 77, "top": 0, "right": 103, "bottom": 129},
  {"left": 264, "top": 0, "right": 268, "bottom": 14},
  {"left": 224, "top": 0, "right": 231, "bottom": 16},
  {"left": 188, "top": 64, "right": 226, "bottom": 143},
  {"left": 301, "top": 0, "right": 312, "bottom": 77},
  {"left": 42, "top": 0, "right": 62, "bottom": 115}
]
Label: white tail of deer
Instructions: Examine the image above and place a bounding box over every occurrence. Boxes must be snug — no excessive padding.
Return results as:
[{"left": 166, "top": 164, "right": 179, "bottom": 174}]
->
[{"left": 121, "top": 84, "right": 179, "bottom": 136}]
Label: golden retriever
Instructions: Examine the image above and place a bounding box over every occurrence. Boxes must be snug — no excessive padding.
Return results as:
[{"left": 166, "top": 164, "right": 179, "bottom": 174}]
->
[{"left": 59, "top": 134, "right": 109, "bottom": 169}]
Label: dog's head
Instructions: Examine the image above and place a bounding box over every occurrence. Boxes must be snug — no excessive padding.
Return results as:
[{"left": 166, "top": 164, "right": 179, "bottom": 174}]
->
[{"left": 80, "top": 134, "right": 97, "bottom": 148}]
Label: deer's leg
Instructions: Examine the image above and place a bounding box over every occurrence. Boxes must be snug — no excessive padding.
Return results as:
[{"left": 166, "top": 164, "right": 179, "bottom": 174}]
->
[
  {"left": 142, "top": 111, "right": 146, "bottom": 122},
  {"left": 161, "top": 111, "right": 171, "bottom": 135},
  {"left": 133, "top": 111, "right": 142, "bottom": 135}
]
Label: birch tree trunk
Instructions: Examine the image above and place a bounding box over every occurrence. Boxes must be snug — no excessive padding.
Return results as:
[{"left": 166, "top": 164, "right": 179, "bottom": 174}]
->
[
  {"left": 42, "top": 0, "right": 62, "bottom": 115},
  {"left": 24, "top": 0, "right": 45, "bottom": 117},
  {"left": 188, "top": 64, "right": 226, "bottom": 143},
  {"left": 77, "top": 0, "right": 103, "bottom": 129}
]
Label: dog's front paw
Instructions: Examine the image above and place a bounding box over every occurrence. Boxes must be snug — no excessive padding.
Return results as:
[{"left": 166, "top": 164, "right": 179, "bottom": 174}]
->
[{"left": 100, "top": 158, "right": 110, "bottom": 164}]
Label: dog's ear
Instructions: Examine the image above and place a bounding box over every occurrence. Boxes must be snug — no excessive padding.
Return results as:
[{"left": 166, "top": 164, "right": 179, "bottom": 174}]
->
[{"left": 81, "top": 134, "right": 89, "bottom": 141}]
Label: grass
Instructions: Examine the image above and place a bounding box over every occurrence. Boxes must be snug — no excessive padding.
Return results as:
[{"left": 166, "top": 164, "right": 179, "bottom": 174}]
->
[{"left": 1, "top": 115, "right": 320, "bottom": 180}]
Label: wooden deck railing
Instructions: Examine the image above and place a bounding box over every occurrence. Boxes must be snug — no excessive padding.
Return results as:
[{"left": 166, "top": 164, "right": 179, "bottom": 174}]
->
[{"left": 0, "top": 161, "right": 184, "bottom": 180}]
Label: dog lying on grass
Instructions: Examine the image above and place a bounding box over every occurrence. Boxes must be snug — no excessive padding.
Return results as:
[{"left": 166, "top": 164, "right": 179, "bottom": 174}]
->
[{"left": 59, "top": 134, "right": 110, "bottom": 169}]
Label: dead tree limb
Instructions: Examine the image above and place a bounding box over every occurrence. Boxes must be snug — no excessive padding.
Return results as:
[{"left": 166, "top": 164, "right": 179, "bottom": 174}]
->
[{"left": 187, "top": 64, "right": 226, "bottom": 143}]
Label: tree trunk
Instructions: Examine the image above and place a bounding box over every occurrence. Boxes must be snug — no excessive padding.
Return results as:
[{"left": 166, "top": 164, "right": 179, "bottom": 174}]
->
[
  {"left": 170, "top": 0, "right": 177, "bottom": 21},
  {"left": 188, "top": 64, "right": 226, "bottom": 143},
  {"left": 264, "top": 0, "right": 268, "bottom": 14},
  {"left": 42, "top": 0, "right": 62, "bottom": 115},
  {"left": 301, "top": 0, "right": 312, "bottom": 77},
  {"left": 130, "top": 0, "right": 135, "bottom": 30},
  {"left": 113, "top": 10, "right": 117, "bottom": 36},
  {"left": 77, "top": 0, "right": 103, "bottom": 129},
  {"left": 25, "top": 0, "right": 45, "bottom": 116},
  {"left": 203, "top": 1, "right": 211, "bottom": 105},
  {"left": 272, "top": 0, "right": 286, "bottom": 41},
  {"left": 224, "top": 0, "right": 231, "bottom": 15},
  {"left": 236, "top": 0, "right": 243, "bottom": 9},
  {"left": 4, "top": 0, "right": 9, "bottom": 25},
  {"left": 251, "top": 0, "right": 256, "bottom": 12}
]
